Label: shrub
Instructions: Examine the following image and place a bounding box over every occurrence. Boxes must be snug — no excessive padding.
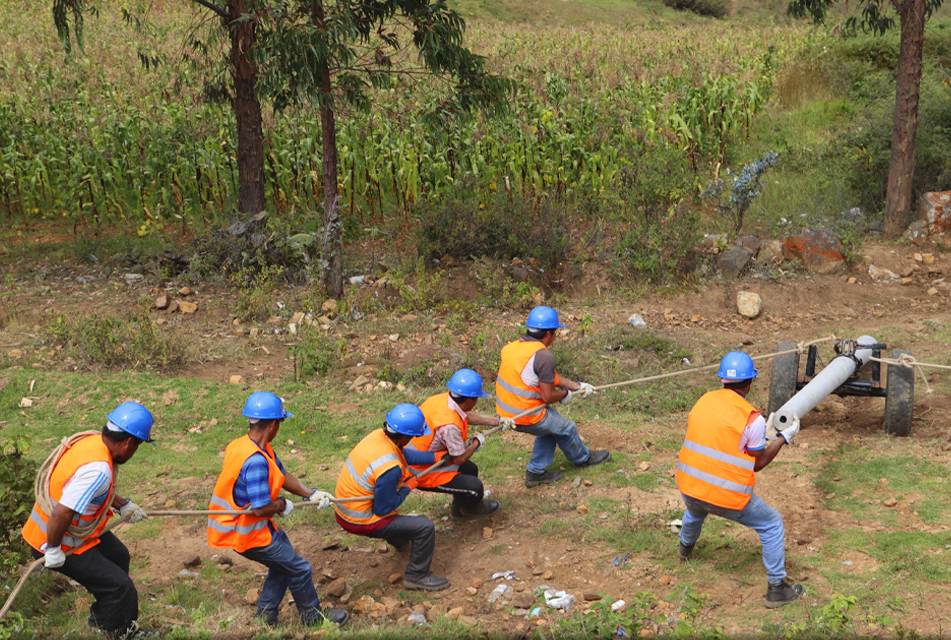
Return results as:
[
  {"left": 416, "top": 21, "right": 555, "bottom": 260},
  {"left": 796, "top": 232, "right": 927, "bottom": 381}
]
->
[
  {"left": 288, "top": 324, "right": 347, "bottom": 380},
  {"left": 231, "top": 262, "right": 286, "bottom": 322},
  {"left": 43, "top": 313, "right": 187, "bottom": 370},
  {"left": 702, "top": 150, "right": 779, "bottom": 235},
  {"left": 663, "top": 0, "right": 729, "bottom": 18},
  {"left": 415, "top": 189, "right": 572, "bottom": 274},
  {"left": 0, "top": 436, "right": 37, "bottom": 581}
]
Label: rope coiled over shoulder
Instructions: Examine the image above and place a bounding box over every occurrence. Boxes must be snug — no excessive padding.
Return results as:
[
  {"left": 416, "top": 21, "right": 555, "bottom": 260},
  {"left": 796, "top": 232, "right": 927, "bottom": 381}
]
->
[{"left": 34, "top": 431, "right": 117, "bottom": 540}]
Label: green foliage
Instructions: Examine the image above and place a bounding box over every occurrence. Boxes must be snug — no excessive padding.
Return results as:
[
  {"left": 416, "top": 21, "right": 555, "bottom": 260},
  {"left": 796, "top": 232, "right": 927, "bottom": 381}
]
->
[
  {"left": 541, "top": 592, "right": 657, "bottom": 639},
  {"left": 663, "top": 0, "right": 730, "bottom": 18},
  {"left": 469, "top": 260, "right": 542, "bottom": 310},
  {"left": 599, "top": 328, "right": 693, "bottom": 364},
  {"left": 230, "top": 261, "right": 286, "bottom": 322},
  {"left": 842, "top": 77, "right": 951, "bottom": 216},
  {"left": 416, "top": 189, "right": 572, "bottom": 274},
  {"left": 288, "top": 324, "right": 347, "bottom": 380},
  {"left": 0, "top": 435, "right": 36, "bottom": 582},
  {"left": 393, "top": 258, "right": 445, "bottom": 313},
  {"left": 43, "top": 313, "right": 187, "bottom": 371}
]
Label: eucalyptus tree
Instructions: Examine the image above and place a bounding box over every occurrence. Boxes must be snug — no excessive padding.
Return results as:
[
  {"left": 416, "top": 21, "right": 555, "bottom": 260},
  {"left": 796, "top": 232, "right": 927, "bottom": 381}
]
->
[
  {"left": 52, "top": 0, "right": 513, "bottom": 297},
  {"left": 789, "top": 0, "right": 943, "bottom": 239}
]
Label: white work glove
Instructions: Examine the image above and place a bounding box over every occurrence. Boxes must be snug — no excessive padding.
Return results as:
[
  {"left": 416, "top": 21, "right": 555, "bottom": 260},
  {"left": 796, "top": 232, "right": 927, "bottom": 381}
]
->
[
  {"left": 307, "top": 490, "right": 334, "bottom": 510},
  {"left": 577, "top": 382, "right": 596, "bottom": 398},
  {"left": 498, "top": 417, "right": 516, "bottom": 432},
  {"left": 118, "top": 500, "right": 147, "bottom": 524},
  {"left": 560, "top": 389, "right": 573, "bottom": 405},
  {"left": 278, "top": 498, "right": 294, "bottom": 517},
  {"left": 471, "top": 433, "right": 486, "bottom": 449},
  {"left": 779, "top": 415, "right": 801, "bottom": 445},
  {"left": 44, "top": 545, "right": 66, "bottom": 569}
]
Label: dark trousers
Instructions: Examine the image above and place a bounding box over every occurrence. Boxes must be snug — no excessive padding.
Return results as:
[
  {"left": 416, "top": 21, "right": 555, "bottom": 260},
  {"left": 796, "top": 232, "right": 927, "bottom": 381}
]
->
[
  {"left": 32, "top": 532, "right": 137, "bottom": 636},
  {"left": 238, "top": 527, "right": 323, "bottom": 625},
  {"left": 365, "top": 515, "right": 436, "bottom": 581},
  {"left": 417, "top": 460, "right": 484, "bottom": 506}
]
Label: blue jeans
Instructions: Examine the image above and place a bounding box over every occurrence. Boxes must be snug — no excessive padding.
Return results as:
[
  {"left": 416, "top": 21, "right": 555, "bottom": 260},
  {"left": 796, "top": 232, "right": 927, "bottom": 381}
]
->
[
  {"left": 679, "top": 492, "right": 787, "bottom": 584},
  {"left": 516, "top": 406, "right": 591, "bottom": 474},
  {"left": 239, "top": 527, "right": 322, "bottom": 624}
]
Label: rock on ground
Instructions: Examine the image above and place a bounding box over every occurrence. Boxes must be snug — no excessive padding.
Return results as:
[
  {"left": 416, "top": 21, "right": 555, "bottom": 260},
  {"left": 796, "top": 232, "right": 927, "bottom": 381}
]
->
[
  {"left": 782, "top": 230, "right": 845, "bottom": 274},
  {"left": 718, "top": 245, "right": 754, "bottom": 279},
  {"left": 736, "top": 291, "right": 762, "bottom": 319}
]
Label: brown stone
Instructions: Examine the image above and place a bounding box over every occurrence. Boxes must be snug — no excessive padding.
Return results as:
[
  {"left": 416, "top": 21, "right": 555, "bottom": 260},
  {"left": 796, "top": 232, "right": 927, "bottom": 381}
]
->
[
  {"left": 543, "top": 570, "right": 553, "bottom": 580},
  {"left": 884, "top": 498, "right": 898, "bottom": 507},
  {"left": 154, "top": 294, "right": 169, "bottom": 310},
  {"left": 658, "top": 575, "right": 671, "bottom": 586},
  {"left": 353, "top": 595, "right": 376, "bottom": 615},
  {"left": 183, "top": 555, "right": 201, "bottom": 569},
  {"left": 246, "top": 588, "right": 260, "bottom": 603},
  {"left": 512, "top": 592, "right": 535, "bottom": 608},
  {"left": 782, "top": 230, "right": 846, "bottom": 273},
  {"left": 471, "top": 579, "right": 483, "bottom": 590},
  {"left": 326, "top": 578, "right": 348, "bottom": 598},
  {"left": 229, "top": 375, "right": 245, "bottom": 385},
  {"left": 388, "top": 573, "right": 403, "bottom": 585},
  {"left": 583, "top": 591, "right": 602, "bottom": 601},
  {"left": 178, "top": 300, "right": 198, "bottom": 314},
  {"left": 446, "top": 607, "right": 464, "bottom": 620},
  {"left": 178, "top": 286, "right": 193, "bottom": 296},
  {"left": 482, "top": 526, "right": 493, "bottom": 539},
  {"left": 576, "top": 505, "right": 589, "bottom": 515}
]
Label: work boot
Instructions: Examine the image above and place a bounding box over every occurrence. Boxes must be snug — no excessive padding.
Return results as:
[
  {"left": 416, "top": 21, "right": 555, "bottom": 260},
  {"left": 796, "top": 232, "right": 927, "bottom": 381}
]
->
[
  {"left": 451, "top": 499, "right": 501, "bottom": 519},
  {"left": 254, "top": 608, "right": 279, "bottom": 628},
  {"left": 677, "top": 542, "right": 695, "bottom": 561},
  {"left": 765, "top": 581, "right": 804, "bottom": 609},
  {"left": 115, "top": 621, "right": 158, "bottom": 639},
  {"left": 303, "top": 608, "right": 349, "bottom": 626},
  {"left": 575, "top": 449, "right": 611, "bottom": 468},
  {"left": 525, "top": 470, "right": 564, "bottom": 488},
  {"left": 403, "top": 572, "right": 451, "bottom": 591}
]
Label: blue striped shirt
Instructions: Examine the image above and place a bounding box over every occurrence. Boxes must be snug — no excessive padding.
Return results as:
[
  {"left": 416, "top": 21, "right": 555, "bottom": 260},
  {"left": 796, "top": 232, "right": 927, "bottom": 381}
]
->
[{"left": 234, "top": 451, "right": 286, "bottom": 509}]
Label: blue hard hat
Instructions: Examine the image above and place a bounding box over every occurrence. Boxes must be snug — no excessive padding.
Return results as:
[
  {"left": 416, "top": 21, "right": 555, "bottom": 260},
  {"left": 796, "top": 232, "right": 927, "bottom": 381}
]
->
[
  {"left": 526, "top": 306, "right": 566, "bottom": 330},
  {"left": 242, "top": 391, "right": 294, "bottom": 420},
  {"left": 385, "top": 403, "right": 431, "bottom": 437},
  {"left": 717, "top": 351, "right": 758, "bottom": 382},
  {"left": 106, "top": 402, "right": 155, "bottom": 443},
  {"left": 447, "top": 369, "right": 490, "bottom": 398}
]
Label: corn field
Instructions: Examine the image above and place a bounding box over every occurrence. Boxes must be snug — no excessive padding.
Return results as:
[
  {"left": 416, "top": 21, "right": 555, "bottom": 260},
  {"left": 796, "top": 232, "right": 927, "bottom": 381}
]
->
[{"left": 0, "top": 1, "right": 818, "bottom": 229}]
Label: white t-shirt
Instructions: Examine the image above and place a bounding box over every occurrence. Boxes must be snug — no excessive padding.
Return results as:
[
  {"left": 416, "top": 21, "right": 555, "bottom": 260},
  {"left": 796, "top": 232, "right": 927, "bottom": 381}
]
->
[
  {"left": 58, "top": 461, "right": 113, "bottom": 517},
  {"left": 738, "top": 414, "right": 767, "bottom": 454}
]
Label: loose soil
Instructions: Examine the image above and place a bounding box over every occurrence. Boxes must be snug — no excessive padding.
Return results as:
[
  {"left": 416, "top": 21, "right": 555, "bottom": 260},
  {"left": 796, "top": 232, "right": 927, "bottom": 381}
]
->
[{"left": 4, "top": 238, "right": 951, "bottom": 636}]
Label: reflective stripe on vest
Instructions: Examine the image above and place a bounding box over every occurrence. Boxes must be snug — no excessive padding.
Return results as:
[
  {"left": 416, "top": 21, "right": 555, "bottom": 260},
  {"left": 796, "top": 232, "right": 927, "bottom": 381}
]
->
[
  {"left": 334, "top": 429, "right": 408, "bottom": 526},
  {"left": 676, "top": 389, "right": 758, "bottom": 510},
  {"left": 21, "top": 434, "right": 115, "bottom": 556},
  {"left": 410, "top": 393, "right": 468, "bottom": 488},
  {"left": 207, "top": 436, "right": 285, "bottom": 553},
  {"left": 496, "top": 340, "right": 549, "bottom": 425}
]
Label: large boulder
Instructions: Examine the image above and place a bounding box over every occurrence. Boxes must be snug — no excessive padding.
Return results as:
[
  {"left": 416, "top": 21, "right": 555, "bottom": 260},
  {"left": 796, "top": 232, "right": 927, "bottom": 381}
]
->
[
  {"left": 718, "top": 245, "right": 754, "bottom": 279},
  {"left": 782, "top": 230, "right": 845, "bottom": 274}
]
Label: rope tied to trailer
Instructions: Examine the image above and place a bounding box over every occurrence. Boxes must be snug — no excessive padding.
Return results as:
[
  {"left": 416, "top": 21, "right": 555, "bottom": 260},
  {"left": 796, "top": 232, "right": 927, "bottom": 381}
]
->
[{"left": 867, "top": 352, "right": 951, "bottom": 394}]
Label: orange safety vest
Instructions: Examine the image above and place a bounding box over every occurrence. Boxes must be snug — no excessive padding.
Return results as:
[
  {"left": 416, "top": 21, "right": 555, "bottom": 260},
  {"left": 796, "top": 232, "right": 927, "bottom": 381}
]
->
[
  {"left": 677, "top": 389, "right": 759, "bottom": 510},
  {"left": 207, "top": 435, "right": 285, "bottom": 552},
  {"left": 496, "top": 340, "right": 562, "bottom": 425},
  {"left": 408, "top": 392, "right": 468, "bottom": 488},
  {"left": 335, "top": 429, "right": 411, "bottom": 526},
  {"left": 22, "top": 434, "right": 115, "bottom": 555}
]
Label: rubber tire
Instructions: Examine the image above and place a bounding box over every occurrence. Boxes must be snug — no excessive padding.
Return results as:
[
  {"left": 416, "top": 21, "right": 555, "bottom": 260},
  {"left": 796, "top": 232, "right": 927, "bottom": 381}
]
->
[
  {"left": 883, "top": 349, "right": 914, "bottom": 437},
  {"left": 768, "top": 341, "right": 800, "bottom": 417}
]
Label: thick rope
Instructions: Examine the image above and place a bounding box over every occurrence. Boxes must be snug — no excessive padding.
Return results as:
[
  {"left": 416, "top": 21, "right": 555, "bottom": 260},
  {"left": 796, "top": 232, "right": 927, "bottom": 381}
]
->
[
  {"left": 593, "top": 335, "right": 837, "bottom": 392},
  {"left": 869, "top": 353, "right": 944, "bottom": 394},
  {"left": 34, "top": 431, "right": 117, "bottom": 541}
]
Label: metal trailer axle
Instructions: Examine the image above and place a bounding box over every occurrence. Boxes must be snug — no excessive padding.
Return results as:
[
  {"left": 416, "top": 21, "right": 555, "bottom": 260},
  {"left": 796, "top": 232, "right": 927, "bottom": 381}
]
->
[{"left": 772, "top": 335, "right": 877, "bottom": 428}]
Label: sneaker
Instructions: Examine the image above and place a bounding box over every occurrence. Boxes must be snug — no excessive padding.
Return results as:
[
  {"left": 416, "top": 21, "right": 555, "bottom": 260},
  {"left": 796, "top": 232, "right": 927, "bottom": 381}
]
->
[
  {"left": 677, "top": 542, "right": 695, "bottom": 561},
  {"left": 765, "top": 581, "right": 804, "bottom": 609},
  {"left": 525, "top": 470, "right": 564, "bottom": 488},
  {"left": 451, "top": 500, "right": 501, "bottom": 519},
  {"left": 403, "top": 572, "right": 451, "bottom": 591},
  {"left": 575, "top": 450, "right": 611, "bottom": 468}
]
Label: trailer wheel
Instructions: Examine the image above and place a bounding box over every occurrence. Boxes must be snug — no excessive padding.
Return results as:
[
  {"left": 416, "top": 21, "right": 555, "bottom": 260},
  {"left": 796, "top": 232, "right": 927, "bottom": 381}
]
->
[
  {"left": 768, "top": 341, "right": 800, "bottom": 416},
  {"left": 883, "top": 349, "right": 914, "bottom": 437}
]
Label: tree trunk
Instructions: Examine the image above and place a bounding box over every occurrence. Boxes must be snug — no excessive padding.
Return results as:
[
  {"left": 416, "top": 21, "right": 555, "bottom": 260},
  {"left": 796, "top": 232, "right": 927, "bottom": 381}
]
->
[
  {"left": 229, "top": 0, "right": 266, "bottom": 215},
  {"left": 312, "top": 0, "right": 343, "bottom": 298},
  {"left": 882, "top": 0, "right": 925, "bottom": 240}
]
